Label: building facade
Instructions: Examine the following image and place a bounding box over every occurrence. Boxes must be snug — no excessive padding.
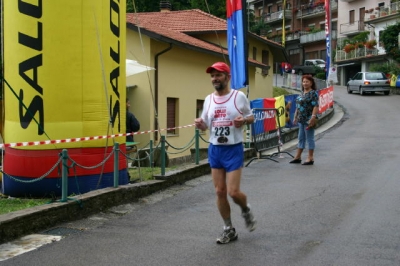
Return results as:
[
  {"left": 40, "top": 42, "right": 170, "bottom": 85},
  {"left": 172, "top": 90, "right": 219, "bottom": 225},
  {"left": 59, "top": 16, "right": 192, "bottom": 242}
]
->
[
  {"left": 335, "top": 0, "right": 399, "bottom": 85},
  {"left": 126, "top": 8, "right": 287, "bottom": 158},
  {"left": 249, "top": 0, "right": 338, "bottom": 72}
]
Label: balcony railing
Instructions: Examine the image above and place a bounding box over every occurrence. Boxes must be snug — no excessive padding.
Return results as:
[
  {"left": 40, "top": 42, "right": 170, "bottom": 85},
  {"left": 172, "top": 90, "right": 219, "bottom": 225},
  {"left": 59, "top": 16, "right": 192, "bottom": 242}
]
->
[
  {"left": 335, "top": 47, "right": 379, "bottom": 61},
  {"left": 365, "top": 3, "right": 400, "bottom": 21},
  {"left": 296, "top": 0, "right": 338, "bottom": 18},
  {"left": 263, "top": 10, "right": 292, "bottom": 23},
  {"left": 300, "top": 30, "right": 337, "bottom": 44},
  {"left": 340, "top": 21, "right": 365, "bottom": 35},
  {"left": 269, "top": 29, "right": 337, "bottom": 44}
]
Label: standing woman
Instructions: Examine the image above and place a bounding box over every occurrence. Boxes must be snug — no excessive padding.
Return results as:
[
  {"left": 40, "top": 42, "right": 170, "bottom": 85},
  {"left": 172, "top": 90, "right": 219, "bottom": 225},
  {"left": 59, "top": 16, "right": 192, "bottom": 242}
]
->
[{"left": 290, "top": 75, "right": 319, "bottom": 165}]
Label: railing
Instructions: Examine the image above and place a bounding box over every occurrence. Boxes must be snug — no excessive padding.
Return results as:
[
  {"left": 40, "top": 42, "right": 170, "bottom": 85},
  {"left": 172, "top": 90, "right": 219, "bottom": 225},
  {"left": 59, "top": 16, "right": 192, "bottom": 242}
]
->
[
  {"left": 263, "top": 10, "right": 292, "bottom": 23},
  {"left": 300, "top": 30, "right": 337, "bottom": 44},
  {"left": 364, "top": 3, "right": 399, "bottom": 21},
  {"left": 339, "top": 21, "right": 365, "bottom": 35},
  {"left": 335, "top": 47, "right": 379, "bottom": 61},
  {"left": 296, "top": 0, "right": 338, "bottom": 18}
]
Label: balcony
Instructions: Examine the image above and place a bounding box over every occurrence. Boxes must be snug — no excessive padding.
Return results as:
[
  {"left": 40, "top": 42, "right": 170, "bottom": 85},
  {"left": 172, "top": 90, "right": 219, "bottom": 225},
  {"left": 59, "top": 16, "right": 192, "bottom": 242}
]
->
[
  {"left": 296, "top": 0, "right": 338, "bottom": 19},
  {"left": 263, "top": 10, "right": 292, "bottom": 23},
  {"left": 335, "top": 47, "right": 379, "bottom": 62},
  {"left": 339, "top": 21, "right": 365, "bottom": 36},
  {"left": 270, "top": 32, "right": 301, "bottom": 43},
  {"left": 365, "top": 3, "right": 400, "bottom": 22},
  {"left": 300, "top": 30, "right": 337, "bottom": 44}
]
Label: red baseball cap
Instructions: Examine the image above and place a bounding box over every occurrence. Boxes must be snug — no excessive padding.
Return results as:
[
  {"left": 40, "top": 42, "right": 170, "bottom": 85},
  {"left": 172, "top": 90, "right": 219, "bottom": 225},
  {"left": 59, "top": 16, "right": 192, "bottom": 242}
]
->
[{"left": 206, "top": 62, "right": 230, "bottom": 74}]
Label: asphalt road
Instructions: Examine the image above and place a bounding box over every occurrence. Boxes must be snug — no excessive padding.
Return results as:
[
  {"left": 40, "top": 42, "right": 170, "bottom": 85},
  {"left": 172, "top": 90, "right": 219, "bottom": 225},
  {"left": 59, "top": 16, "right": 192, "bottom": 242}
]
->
[{"left": 2, "top": 85, "right": 400, "bottom": 266}]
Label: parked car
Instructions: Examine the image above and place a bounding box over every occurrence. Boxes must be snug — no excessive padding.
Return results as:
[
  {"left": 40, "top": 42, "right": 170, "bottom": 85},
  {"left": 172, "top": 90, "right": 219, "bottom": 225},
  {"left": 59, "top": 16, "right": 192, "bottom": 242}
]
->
[
  {"left": 292, "top": 59, "right": 326, "bottom": 75},
  {"left": 347, "top": 72, "right": 390, "bottom": 95}
]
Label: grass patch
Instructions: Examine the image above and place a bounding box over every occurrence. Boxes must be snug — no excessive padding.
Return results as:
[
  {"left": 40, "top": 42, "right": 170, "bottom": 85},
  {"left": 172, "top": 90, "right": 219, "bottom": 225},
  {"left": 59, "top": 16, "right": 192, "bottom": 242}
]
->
[
  {"left": 127, "top": 166, "right": 177, "bottom": 182},
  {"left": 0, "top": 195, "right": 50, "bottom": 215},
  {"left": 273, "top": 86, "right": 291, "bottom": 97}
]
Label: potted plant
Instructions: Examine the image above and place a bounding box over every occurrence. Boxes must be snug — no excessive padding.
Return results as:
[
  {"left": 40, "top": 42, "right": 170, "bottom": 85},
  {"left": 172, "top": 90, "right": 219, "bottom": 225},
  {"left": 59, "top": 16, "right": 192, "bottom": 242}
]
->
[
  {"left": 344, "top": 44, "right": 355, "bottom": 53},
  {"left": 356, "top": 42, "right": 365, "bottom": 48},
  {"left": 365, "top": 39, "right": 377, "bottom": 49},
  {"left": 369, "top": 8, "right": 374, "bottom": 13}
]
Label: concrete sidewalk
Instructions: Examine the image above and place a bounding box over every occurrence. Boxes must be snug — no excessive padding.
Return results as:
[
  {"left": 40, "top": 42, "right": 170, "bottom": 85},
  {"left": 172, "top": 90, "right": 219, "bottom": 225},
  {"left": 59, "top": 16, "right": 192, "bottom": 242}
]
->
[{"left": 0, "top": 99, "right": 344, "bottom": 244}]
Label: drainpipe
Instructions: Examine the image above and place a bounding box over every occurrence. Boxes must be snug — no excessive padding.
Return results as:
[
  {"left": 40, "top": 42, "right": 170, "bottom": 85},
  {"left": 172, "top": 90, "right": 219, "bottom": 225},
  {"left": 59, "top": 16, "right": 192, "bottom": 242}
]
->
[{"left": 154, "top": 43, "right": 173, "bottom": 141}]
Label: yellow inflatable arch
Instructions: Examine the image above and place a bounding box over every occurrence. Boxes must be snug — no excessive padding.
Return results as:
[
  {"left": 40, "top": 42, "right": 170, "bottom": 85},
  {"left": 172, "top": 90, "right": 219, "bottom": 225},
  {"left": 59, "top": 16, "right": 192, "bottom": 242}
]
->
[{"left": 2, "top": 0, "right": 127, "bottom": 196}]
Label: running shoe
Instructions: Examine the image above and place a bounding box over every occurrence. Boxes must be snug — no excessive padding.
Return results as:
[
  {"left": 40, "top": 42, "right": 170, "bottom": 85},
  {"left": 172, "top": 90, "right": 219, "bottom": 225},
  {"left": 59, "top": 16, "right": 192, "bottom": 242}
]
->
[
  {"left": 216, "top": 226, "right": 238, "bottom": 244},
  {"left": 242, "top": 204, "right": 257, "bottom": 232}
]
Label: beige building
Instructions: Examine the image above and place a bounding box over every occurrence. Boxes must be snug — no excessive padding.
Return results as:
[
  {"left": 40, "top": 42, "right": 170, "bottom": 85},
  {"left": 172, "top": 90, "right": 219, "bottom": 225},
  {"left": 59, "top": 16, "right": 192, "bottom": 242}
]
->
[
  {"left": 125, "top": 8, "right": 287, "bottom": 158},
  {"left": 335, "top": 0, "right": 399, "bottom": 84}
]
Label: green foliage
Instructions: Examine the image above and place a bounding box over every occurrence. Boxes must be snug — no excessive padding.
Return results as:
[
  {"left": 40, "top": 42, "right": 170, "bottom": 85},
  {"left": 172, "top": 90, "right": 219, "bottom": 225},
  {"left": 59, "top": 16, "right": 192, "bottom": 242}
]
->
[
  {"left": 315, "top": 72, "right": 326, "bottom": 80},
  {"left": 381, "top": 21, "right": 400, "bottom": 63},
  {"left": 369, "top": 61, "right": 400, "bottom": 75},
  {"left": 127, "top": 0, "right": 227, "bottom": 18},
  {"left": 273, "top": 87, "right": 291, "bottom": 97},
  {"left": 250, "top": 18, "right": 270, "bottom": 36},
  {"left": 338, "top": 31, "right": 370, "bottom": 50},
  {"left": 352, "top": 31, "right": 370, "bottom": 43},
  {"left": 0, "top": 197, "right": 50, "bottom": 215}
]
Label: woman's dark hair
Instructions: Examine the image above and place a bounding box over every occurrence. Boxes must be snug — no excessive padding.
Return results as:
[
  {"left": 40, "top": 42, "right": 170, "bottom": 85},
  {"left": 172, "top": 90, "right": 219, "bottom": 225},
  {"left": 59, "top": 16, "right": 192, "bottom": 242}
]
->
[{"left": 302, "top": 75, "right": 317, "bottom": 91}]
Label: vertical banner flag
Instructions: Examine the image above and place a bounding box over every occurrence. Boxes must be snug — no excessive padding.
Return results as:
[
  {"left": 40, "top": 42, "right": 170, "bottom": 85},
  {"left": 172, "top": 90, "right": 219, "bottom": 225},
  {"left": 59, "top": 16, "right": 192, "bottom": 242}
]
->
[
  {"left": 282, "top": 0, "right": 286, "bottom": 47},
  {"left": 325, "top": 0, "right": 331, "bottom": 80},
  {"left": 227, "top": 0, "right": 248, "bottom": 89}
]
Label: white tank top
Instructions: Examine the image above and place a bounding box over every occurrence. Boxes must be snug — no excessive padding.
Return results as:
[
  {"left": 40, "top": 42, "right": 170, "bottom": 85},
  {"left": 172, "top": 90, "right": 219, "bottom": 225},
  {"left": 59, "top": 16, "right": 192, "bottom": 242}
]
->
[{"left": 201, "top": 90, "right": 252, "bottom": 145}]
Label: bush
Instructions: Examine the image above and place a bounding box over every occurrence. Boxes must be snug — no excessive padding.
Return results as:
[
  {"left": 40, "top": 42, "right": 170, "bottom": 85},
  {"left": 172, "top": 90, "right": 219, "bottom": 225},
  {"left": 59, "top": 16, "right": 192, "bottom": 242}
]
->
[
  {"left": 315, "top": 73, "right": 326, "bottom": 80},
  {"left": 369, "top": 61, "right": 400, "bottom": 75}
]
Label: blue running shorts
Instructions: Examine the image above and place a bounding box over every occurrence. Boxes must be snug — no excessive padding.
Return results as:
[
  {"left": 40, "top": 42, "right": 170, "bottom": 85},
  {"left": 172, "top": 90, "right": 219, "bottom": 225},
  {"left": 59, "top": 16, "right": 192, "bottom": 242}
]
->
[{"left": 208, "top": 143, "right": 244, "bottom": 172}]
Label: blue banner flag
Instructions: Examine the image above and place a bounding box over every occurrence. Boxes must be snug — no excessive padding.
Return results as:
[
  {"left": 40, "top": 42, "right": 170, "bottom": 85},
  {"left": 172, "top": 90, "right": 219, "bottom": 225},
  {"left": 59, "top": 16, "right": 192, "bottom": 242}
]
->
[
  {"left": 325, "top": 0, "right": 331, "bottom": 80},
  {"left": 227, "top": 0, "right": 247, "bottom": 89}
]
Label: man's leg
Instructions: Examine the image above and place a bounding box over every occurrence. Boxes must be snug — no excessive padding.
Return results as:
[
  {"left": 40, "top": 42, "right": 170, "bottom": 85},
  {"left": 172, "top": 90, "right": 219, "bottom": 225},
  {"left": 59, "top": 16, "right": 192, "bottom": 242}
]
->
[
  {"left": 213, "top": 168, "right": 238, "bottom": 244},
  {"left": 226, "top": 168, "right": 247, "bottom": 210},
  {"left": 212, "top": 168, "right": 231, "bottom": 225},
  {"left": 227, "top": 169, "right": 257, "bottom": 232}
]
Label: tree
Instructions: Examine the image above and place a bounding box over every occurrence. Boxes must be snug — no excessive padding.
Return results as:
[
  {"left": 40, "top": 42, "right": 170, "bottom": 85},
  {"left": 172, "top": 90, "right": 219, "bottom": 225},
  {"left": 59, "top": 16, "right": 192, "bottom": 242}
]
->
[
  {"left": 127, "top": 0, "right": 226, "bottom": 18},
  {"left": 381, "top": 21, "right": 400, "bottom": 63},
  {"left": 250, "top": 18, "right": 270, "bottom": 36}
]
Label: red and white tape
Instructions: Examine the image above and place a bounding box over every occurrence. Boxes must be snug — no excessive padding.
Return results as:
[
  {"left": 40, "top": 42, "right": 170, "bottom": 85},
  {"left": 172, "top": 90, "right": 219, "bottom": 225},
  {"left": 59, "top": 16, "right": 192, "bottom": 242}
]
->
[{"left": 0, "top": 124, "right": 196, "bottom": 149}]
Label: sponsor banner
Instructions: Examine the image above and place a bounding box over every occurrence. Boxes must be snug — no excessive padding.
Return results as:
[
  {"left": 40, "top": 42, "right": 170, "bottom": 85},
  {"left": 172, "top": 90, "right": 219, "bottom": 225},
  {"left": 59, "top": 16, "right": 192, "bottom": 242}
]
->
[
  {"left": 274, "top": 95, "right": 286, "bottom": 128},
  {"left": 3, "top": 0, "right": 126, "bottom": 149},
  {"left": 284, "top": 94, "right": 299, "bottom": 128},
  {"left": 250, "top": 98, "right": 276, "bottom": 135},
  {"left": 318, "top": 86, "right": 334, "bottom": 113}
]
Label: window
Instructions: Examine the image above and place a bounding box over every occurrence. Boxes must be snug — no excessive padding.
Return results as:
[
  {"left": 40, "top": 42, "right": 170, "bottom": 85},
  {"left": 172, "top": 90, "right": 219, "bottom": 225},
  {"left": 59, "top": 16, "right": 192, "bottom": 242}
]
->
[
  {"left": 196, "top": 100, "right": 205, "bottom": 132},
  {"left": 262, "top": 50, "right": 269, "bottom": 76},
  {"left": 196, "top": 100, "right": 204, "bottom": 119},
  {"left": 253, "top": 47, "right": 257, "bottom": 60},
  {"left": 360, "top": 7, "right": 365, "bottom": 22},
  {"left": 349, "top": 10, "right": 355, "bottom": 24},
  {"left": 167, "top": 98, "right": 178, "bottom": 135}
]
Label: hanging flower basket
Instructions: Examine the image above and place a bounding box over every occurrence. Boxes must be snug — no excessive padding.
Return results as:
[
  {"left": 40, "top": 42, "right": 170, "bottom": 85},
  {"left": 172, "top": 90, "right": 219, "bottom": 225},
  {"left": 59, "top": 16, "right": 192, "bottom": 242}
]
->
[
  {"left": 365, "top": 40, "right": 377, "bottom": 49},
  {"left": 344, "top": 44, "right": 355, "bottom": 53}
]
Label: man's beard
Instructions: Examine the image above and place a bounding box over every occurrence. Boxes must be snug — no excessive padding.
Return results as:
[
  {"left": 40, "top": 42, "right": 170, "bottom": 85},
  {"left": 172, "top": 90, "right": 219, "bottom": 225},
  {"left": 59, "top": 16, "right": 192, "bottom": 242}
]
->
[{"left": 214, "top": 83, "right": 224, "bottom": 91}]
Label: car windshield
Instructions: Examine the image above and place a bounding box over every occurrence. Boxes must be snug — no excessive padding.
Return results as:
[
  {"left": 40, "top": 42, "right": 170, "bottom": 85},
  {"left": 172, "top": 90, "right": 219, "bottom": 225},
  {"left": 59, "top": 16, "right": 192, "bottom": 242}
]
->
[
  {"left": 365, "top": 73, "right": 386, "bottom": 80},
  {"left": 315, "top": 60, "right": 325, "bottom": 64}
]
